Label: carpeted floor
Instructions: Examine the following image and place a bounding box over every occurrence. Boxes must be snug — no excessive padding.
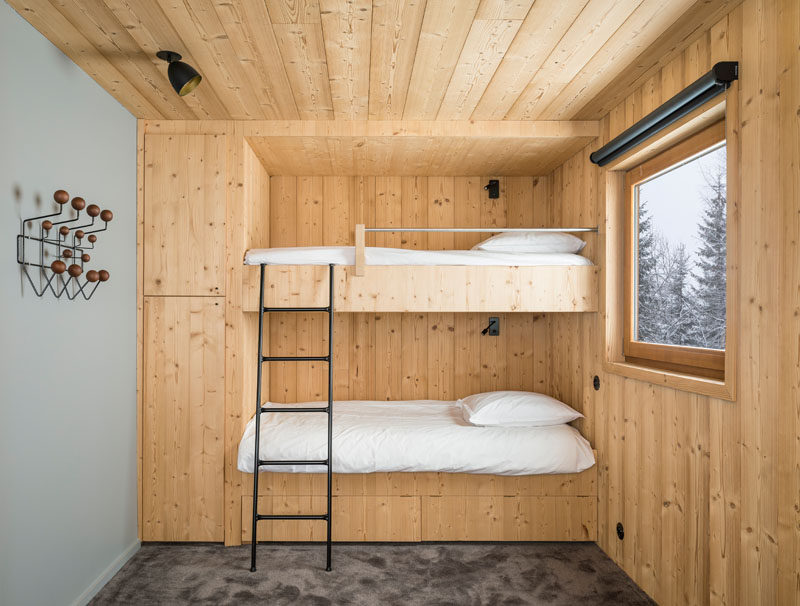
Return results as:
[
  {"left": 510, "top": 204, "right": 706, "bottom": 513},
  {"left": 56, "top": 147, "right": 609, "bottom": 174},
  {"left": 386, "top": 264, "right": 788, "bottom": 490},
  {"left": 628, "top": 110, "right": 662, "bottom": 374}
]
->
[{"left": 91, "top": 542, "right": 655, "bottom": 605}]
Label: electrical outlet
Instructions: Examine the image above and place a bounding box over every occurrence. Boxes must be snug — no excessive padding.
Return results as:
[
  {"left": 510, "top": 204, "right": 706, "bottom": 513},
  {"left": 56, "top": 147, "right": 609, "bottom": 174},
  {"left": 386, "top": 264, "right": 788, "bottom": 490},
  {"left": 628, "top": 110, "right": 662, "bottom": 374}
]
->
[{"left": 488, "top": 317, "right": 499, "bottom": 336}]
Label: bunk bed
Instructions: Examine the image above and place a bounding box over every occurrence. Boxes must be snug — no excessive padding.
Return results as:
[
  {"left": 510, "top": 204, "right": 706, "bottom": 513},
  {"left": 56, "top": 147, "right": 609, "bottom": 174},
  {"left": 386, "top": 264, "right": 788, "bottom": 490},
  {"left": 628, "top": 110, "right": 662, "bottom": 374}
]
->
[
  {"left": 242, "top": 225, "right": 599, "bottom": 313},
  {"left": 243, "top": 226, "right": 599, "bottom": 572}
]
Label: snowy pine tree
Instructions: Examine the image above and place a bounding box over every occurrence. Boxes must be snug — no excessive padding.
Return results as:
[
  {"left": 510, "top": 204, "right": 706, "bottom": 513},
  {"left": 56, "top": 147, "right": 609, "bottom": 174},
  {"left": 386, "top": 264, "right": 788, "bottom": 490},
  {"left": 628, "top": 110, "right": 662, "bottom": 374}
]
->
[
  {"left": 636, "top": 199, "right": 660, "bottom": 342},
  {"left": 690, "top": 158, "right": 727, "bottom": 349},
  {"left": 663, "top": 244, "right": 695, "bottom": 346}
]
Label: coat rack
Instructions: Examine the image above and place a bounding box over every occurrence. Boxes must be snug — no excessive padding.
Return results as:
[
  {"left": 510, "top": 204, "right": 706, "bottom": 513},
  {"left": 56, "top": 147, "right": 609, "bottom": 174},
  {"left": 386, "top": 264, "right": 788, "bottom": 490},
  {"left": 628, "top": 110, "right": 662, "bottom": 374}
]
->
[{"left": 16, "top": 189, "right": 113, "bottom": 300}]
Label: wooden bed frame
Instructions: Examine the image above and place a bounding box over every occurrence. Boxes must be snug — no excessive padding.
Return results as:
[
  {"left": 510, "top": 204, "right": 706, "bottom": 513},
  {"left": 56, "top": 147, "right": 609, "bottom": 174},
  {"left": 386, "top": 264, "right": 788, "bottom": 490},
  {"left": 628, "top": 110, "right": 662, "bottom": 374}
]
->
[
  {"left": 242, "top": 225, "right": 599, "bottom": 313},
  {"left": 240, "top": 457, "right": 598, "bottom": 543},
  {"left": 237, "top": 225, "right": 599, "bottom": 548}
]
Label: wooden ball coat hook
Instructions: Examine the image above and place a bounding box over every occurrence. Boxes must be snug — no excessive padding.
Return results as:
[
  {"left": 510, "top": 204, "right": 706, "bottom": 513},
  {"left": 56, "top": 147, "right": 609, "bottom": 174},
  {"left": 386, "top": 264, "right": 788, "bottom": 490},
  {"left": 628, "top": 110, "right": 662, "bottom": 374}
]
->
[{"left": 17, "top": 187, "right": 115, "bottom": 300}]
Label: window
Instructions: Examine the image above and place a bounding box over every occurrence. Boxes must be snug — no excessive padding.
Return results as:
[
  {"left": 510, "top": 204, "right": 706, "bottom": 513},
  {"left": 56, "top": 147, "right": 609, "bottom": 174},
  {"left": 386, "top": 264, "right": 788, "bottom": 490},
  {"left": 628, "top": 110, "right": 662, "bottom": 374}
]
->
[{"left": 624, "top": 122, "right": 727, "bottom": 379}]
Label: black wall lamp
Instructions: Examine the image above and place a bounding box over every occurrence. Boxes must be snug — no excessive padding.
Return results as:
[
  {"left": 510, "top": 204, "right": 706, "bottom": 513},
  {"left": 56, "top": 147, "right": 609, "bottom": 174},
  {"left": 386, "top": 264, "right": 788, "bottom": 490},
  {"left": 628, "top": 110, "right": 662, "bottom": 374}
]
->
[{"left": 157, "top": 50, "right": 202, "bottom": 96}]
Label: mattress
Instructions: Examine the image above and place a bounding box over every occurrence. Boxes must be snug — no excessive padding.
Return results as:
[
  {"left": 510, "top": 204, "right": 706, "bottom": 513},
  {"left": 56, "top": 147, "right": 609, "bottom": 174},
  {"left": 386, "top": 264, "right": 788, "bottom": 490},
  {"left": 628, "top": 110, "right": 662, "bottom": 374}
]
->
[
  {"left": 237, "top": 400, "right": 595, "bottom": 476},
  {"left": 244, "top": 246, "right": 592, "bottom": 267}
]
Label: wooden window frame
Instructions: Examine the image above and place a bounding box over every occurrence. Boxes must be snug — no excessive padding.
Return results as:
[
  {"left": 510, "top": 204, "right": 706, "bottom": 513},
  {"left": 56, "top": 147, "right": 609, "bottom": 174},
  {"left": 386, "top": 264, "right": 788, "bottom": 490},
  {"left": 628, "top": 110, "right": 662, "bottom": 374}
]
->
[
  {"left": 601, "top": 93, "right": 738, "bottom": 401},
  {"left": 623, "top": 122, "right": 726, "bottom": 379}
]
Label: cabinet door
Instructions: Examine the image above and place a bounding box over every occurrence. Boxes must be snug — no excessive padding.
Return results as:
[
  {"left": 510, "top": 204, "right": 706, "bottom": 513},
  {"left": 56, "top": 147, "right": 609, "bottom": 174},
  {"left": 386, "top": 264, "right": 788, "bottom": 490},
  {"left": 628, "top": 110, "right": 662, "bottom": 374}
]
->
[
  {"left": 144, "top": 134, "right": 226, "bottom": 295},
  {"left": 143, "top": 296, "right": 225, "bottom": 541}
]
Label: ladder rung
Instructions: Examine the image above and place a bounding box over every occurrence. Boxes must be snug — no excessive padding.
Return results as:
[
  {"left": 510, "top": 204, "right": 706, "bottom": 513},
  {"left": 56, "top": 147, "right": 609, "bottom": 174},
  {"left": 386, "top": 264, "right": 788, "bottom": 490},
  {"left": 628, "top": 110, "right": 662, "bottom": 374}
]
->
[
  {"left": 258, "top": 459, "right": 328, "bottom": 466},
  {"left": 256, "top": 514, "right": 328, "bottom": 521},
  {"left": 262, "top": 355, "right": 330, "bottom": 362},
  {"left": 263, "top": 306, "right": 330, "bottom": 313},
  {"left": 261, "top": 406, "right": 329, "bottom": 413}
]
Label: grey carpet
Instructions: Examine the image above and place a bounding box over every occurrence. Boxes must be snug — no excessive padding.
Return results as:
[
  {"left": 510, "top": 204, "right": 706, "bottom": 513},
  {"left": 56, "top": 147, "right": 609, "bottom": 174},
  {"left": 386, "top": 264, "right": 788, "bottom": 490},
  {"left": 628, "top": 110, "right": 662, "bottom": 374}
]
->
[{"left": 91, "top": 542, "right": 655, "bottom": 605}]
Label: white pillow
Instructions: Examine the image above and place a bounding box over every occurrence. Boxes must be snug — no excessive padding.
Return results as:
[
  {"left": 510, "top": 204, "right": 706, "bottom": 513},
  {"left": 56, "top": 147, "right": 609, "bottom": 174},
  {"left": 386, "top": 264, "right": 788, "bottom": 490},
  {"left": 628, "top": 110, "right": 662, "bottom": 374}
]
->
[
  {"left": 459, "top": 391, "right": 583, "bottom": 427},
  {"left": 473, "top": 231, "right": 586, "bottom": 254}
]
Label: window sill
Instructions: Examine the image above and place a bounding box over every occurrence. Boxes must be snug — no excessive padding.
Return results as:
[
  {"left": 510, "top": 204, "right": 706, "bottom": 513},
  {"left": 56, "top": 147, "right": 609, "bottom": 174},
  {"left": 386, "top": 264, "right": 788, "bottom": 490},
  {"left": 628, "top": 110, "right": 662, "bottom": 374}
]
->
[{"left": 602, "top": 360, "right": 735, "bottom": 401}]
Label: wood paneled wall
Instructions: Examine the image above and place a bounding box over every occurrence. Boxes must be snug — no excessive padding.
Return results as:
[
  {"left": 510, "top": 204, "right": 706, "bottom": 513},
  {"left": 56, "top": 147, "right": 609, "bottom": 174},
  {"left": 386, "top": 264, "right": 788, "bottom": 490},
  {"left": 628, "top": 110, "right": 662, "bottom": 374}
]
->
[
  {"left": 142, "top": 297, "right": 225, "bottom": 541},
  {"left": 257, "top": 176, "right": 590, "bottom": 410},
  {"left": 546, "top": 1, "right": 800, "bottom": 604},
  {"left": 141, "top": 131, "right": 229, "bottom": 541}
]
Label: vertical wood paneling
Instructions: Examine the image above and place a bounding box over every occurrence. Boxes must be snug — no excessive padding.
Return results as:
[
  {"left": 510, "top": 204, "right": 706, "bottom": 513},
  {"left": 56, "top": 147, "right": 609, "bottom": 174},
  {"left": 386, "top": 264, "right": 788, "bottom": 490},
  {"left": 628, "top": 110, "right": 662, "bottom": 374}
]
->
[
  {"left": 258, "top": 174, "right": 570, "bottom": 410},
  {"left": 143, "top": 297, "right": 225, "bottom": 541},
  {"left": 776, "top": 0, "right": 800, "bottom": 602},
  {"left": 547, "top": 2, "right": 800, "bottom": 604},
  {"left": 143, "top": 134, "right": 226, "bottom": 295}
]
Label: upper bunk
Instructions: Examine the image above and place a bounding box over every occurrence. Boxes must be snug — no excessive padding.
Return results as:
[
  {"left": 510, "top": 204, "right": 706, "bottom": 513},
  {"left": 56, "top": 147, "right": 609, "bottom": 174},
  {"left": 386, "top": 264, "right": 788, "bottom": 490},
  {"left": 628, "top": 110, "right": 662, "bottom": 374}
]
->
[{"left": 242, "top": 225, "right": 599, "bottom": 313}]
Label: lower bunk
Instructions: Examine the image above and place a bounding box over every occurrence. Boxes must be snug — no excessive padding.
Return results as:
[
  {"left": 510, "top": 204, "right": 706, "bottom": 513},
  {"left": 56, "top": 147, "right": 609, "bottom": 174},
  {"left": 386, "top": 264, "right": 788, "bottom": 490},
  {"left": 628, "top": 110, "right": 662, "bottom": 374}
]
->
[{"left": 238, "top": 398, "right": 597, "bottom": 543}]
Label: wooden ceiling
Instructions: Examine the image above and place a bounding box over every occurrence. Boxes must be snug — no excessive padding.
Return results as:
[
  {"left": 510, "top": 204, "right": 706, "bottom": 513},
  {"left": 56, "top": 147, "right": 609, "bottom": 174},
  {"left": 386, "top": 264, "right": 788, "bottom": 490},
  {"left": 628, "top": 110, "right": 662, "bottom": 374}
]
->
[
  {"left": 242, "top": 120, "right": 600, "bottom": 175},
  {"left": 10, "top": 0, "right": 739, "bottom": 121}
]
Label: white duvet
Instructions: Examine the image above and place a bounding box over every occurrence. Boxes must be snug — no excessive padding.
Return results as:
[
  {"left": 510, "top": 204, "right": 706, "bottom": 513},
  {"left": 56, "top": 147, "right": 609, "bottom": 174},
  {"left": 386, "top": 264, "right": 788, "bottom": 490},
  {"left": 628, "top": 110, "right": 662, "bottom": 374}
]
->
[
  {"left": 237, "top": 400, "right": 595, "bottom": 476},
  {"left": 244, "top": 246, "right": 591, "bottom": 267}
]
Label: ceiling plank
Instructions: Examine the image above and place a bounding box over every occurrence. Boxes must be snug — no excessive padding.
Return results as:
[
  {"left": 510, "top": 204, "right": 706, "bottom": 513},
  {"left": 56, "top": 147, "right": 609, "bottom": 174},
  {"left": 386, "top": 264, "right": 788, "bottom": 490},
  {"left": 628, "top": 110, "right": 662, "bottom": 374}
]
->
[
  {"left": 320, "top": 0, "right": 373, "bottom": 119},
  {"left": 436, "top": 10, "right": 531, "bottom": 120},
  {"left": 572, "top": 0, "right": 742, "bottom": 120},
  {"left": 8, "top": 0, "right": 165, "bottom": 117},
  {"left": 505, "top": 0, "right": 646, "bottom": 120},
  {"left": 265, "top": 0, "right": 321, "bottom": 24},
  {"left": 50, "top": 0, "right": 197, "bottom": 119},
  {"left": 474, "top": 0, "right": 533, "bottom": 20},
  {"left": 368, "top": 0, "right": 427, "bottom": 119},
  {"left": 272, "top": 21, "right": 335, "bottom": 118},
  {"left": 470, "top": 0, "right": 588, "bottom": 120},
  {"left": 101, "top": 0, "right": 230, "bottom": 119},
  {"left": 212, "top": 1, "right": 300, "bottom": 120},
  {"left": 401, "top": 0, "right": 480, "bottom": 119},
  {"left": 538, "top": 0, "right": 696, "bottom": 120},
  {"left": 153, "top": 0, "right": 268, "bottom": 119}
]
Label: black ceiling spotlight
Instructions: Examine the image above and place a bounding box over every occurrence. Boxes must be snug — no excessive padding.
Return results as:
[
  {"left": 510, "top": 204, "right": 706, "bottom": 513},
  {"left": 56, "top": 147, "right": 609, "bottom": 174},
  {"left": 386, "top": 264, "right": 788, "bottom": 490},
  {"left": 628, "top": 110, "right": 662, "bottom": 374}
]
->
[{"left": 156, "top": 50, "right": 202, "bottom": 97}]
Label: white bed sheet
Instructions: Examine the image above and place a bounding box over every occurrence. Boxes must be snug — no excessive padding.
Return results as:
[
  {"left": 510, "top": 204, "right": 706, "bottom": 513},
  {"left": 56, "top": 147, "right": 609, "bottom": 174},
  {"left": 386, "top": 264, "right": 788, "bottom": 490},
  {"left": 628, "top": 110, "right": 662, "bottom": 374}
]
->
[
  {"left": 237, "top": 400, "right": 595, "bottom": 476},
  {"left": 244, "top": 246, "right": 592, "bottom": 267}
]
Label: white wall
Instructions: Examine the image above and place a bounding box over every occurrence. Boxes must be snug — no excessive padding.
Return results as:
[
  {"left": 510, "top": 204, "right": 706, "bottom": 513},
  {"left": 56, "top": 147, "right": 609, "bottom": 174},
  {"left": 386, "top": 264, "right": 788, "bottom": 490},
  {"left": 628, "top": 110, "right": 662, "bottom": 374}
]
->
[{"left": 0, "top": 4, "right": 138, "bottom": 605}]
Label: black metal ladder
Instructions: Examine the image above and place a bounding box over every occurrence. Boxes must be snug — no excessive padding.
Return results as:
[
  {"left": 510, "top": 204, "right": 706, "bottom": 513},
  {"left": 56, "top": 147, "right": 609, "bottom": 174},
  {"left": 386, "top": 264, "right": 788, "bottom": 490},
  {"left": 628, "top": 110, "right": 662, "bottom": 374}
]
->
[{"left": 250, "top": 263, "right": 334, "bottom": 572}]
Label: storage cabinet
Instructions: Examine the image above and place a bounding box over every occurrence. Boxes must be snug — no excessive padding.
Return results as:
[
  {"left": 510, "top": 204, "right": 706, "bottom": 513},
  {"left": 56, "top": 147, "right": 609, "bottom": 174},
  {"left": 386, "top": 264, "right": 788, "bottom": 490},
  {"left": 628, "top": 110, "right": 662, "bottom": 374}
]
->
[
  {"left": 142, "top": 296, "right": 225, "bottom": 541},
  {"left": 143, "top": 134, "right": 226, "bottom": 296}
]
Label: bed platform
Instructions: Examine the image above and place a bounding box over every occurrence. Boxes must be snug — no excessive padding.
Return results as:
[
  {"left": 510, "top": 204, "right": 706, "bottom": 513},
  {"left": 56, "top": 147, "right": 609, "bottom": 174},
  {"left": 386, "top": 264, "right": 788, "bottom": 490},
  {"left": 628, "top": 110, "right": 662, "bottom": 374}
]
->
[
  {"left": 242, "top": 464, "right": 598, "bottom": 544},
  {"left": 242, "top": 225, "right": 599, "bottom": 313}
]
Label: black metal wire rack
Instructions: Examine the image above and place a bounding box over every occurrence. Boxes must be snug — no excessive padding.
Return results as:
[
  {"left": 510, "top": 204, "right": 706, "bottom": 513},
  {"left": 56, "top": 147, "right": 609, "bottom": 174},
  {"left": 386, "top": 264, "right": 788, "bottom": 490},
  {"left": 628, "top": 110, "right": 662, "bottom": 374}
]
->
[{"left": 250, "top": 263, "right": 335, "bottom": 572}]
